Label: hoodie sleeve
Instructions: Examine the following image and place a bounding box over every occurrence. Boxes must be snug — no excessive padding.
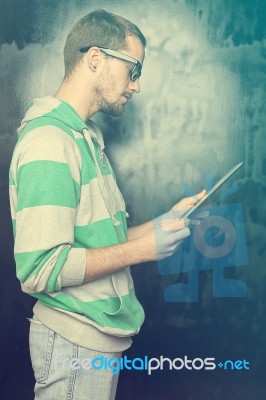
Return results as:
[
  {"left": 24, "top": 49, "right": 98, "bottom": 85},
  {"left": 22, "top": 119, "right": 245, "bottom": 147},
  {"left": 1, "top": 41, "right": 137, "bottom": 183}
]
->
[{"left": 9, "top": 125, "right": 87, "bottom": 293}]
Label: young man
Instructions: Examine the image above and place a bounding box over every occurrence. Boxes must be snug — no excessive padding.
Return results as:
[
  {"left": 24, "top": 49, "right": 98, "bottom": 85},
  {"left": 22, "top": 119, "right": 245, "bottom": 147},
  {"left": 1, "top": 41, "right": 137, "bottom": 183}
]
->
[{"left": 9, "top": 9, "right": 206, "bottom": 400}]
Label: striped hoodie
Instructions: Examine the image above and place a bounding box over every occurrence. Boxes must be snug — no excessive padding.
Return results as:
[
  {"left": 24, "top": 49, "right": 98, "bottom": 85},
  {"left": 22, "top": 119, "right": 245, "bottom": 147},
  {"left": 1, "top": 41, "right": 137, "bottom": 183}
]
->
[{"left": 9, "top": 96, "right": 145, "bottom": 351}]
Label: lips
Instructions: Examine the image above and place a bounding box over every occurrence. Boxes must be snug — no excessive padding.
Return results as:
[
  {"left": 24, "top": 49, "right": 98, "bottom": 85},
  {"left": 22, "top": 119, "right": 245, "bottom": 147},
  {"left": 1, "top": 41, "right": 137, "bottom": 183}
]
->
[{"left": 122, "top": 93, "right": 132, "bottom": 100}]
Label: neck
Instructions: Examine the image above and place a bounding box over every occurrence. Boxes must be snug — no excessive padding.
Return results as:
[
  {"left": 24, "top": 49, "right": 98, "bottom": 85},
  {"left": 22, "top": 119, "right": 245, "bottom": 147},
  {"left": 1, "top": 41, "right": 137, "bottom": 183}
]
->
[{"left": 55, "top": 75, "right": 99, "bottom": 121}]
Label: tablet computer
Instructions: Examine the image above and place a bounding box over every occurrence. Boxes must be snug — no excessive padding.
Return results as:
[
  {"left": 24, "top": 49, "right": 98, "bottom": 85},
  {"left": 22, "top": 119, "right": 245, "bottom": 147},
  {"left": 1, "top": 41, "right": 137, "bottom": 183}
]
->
[{"left": 183, "top": 161, "right": 243, "bottom": 218}]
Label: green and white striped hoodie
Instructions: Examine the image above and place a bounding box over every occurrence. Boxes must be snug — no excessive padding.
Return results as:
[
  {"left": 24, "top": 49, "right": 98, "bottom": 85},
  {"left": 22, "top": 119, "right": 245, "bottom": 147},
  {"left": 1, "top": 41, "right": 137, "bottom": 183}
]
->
[{"left": 9, "top": 96, "right": 145, "bottom": 351}]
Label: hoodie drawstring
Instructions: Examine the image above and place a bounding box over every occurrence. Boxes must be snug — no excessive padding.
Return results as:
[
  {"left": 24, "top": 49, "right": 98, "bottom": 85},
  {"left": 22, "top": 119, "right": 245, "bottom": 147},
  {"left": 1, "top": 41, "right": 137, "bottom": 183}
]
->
[{"left": 82, "top": 127, "right": 128, "bottom": 227}]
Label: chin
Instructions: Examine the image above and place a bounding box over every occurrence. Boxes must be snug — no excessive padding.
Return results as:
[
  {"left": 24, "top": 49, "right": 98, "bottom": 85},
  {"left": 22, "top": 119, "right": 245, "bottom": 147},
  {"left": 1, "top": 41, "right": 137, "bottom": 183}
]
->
[{"left": 101, "top": 104, "right": 125, "bottom": 117}]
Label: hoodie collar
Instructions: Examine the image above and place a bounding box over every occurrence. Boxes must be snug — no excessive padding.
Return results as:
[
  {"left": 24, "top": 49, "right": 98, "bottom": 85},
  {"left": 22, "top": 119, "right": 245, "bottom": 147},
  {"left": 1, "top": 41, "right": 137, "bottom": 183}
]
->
[{"left": 18, "top": 96, "right": 104, "bottom": 150}]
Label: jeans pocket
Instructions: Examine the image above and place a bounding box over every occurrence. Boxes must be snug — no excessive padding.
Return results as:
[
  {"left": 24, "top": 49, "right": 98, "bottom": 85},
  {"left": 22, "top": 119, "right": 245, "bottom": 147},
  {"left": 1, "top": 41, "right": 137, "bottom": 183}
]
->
[{"left": 29, "top": 316, "right": 55, "bottom": 384}]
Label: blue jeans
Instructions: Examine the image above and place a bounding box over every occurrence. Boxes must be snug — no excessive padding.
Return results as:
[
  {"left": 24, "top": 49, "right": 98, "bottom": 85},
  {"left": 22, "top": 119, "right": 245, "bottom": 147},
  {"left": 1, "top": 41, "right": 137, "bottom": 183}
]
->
[{"left": 29, "top": 315, "right": 121, "bottom": 400}]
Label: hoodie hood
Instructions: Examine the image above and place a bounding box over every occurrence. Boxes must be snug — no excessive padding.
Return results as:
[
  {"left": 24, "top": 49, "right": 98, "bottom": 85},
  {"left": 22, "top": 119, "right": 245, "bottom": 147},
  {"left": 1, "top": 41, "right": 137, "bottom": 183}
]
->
[
  {"left": 18, "top": 96, "right": 105, "bottom": 152},
  {"left": 17, "top": 96, "right": 125, "bottom": 226}
]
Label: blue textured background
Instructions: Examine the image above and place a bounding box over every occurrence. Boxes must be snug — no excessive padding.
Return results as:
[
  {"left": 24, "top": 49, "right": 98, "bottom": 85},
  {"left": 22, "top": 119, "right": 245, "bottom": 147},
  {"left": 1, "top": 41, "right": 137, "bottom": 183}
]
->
[{"left": 0, "top": 0, "right": 266, "bottom": 399}]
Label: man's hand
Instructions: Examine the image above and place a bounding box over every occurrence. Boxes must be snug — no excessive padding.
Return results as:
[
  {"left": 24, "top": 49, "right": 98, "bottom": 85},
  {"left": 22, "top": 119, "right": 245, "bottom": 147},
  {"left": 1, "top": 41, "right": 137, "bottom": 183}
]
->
[
  {"left": 170, "top": 189, "right": 207, "bottom": 217},
  {"left": 134, "top": 216, "right": 190, "bottom": 261},
  {"left": 134, "top": 189, "right": 207, "bottom": 261}
]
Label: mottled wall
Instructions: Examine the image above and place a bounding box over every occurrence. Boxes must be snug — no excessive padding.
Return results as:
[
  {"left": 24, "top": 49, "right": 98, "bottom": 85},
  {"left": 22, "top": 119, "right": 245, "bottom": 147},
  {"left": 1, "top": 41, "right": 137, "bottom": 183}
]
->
[{"left": 0, "top": 0, "right": 266, "bottom": 399}]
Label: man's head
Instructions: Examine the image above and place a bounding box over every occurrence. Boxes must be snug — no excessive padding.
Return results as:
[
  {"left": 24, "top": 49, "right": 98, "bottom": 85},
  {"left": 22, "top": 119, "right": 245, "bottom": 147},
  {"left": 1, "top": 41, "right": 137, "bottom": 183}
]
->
[{"left": 62, "top": 10, "right": 146, "bottom": 117}]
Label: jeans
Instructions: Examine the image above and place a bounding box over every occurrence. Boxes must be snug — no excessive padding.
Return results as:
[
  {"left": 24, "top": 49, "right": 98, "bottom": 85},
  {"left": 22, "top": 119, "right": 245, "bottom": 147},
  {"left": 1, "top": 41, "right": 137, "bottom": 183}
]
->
[{"left": 29, "top": 315, "right": 121, "bottom": 400}]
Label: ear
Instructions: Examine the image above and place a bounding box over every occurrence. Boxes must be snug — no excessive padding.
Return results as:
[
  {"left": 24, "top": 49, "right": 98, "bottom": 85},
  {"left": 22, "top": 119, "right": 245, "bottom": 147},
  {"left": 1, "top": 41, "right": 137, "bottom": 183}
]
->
[{"left": 85, "top": 47, "right": 103, "bottom": 72}]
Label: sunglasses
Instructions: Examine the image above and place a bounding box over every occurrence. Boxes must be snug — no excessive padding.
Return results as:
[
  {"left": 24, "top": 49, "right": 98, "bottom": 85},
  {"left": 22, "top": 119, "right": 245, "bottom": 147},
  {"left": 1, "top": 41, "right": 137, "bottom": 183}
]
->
[{"left": 79, "top": 46, "right": 142, "bottom": 82}]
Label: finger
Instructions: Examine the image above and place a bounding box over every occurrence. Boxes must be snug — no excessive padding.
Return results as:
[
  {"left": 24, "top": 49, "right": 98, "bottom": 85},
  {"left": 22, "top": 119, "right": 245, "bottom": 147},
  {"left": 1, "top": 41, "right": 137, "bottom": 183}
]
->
[
  {"left": 190, "top": 212, "right": 209, "bottom": 226},
  {"left": 194, "top": 189, "right": 207, "bottom": 200},
  {"left": 171, "top": 226, "right": 191, "bottom": 241},
  {"left": 190, "top": 189, "right": 207, "bottom": 204},
  {"left": 190, "top": 218, "right": 201, "bottom": 226},
  {"left": 161, "top": 218, "right": 190, "bottom": 232},
  {"left": 192, "top": 210, "right": 209, "bottom": 219},
  {"left": 172, "top": 189, "right": 207, "bottom": 212},
  {"left": 184, "top": 189, "right": 207, "bottom": 205}
]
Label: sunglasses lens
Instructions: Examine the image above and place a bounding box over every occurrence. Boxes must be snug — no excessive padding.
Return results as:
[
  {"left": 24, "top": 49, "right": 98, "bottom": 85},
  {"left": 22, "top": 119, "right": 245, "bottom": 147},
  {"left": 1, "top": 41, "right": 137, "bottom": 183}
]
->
[{"left": 130, "top": 63, "right": 141, "bottom": 81}]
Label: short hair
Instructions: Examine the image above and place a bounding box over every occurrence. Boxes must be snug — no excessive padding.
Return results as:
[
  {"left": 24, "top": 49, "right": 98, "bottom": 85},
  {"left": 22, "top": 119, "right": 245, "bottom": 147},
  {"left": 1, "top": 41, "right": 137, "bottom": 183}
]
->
[{"left": 63, "top": 9, "right": 146, "bottom": 78}]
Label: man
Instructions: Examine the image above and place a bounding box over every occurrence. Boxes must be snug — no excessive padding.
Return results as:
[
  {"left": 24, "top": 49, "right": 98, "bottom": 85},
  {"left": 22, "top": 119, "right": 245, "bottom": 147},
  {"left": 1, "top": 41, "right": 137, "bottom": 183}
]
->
[{"left": 9, "top": 9, "right": 206, "bottom": 400}]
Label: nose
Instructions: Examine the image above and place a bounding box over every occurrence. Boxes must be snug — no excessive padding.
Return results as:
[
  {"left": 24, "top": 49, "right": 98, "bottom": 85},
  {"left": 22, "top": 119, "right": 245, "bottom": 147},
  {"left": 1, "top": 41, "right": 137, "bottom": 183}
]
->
[{"left": 129, "top": 78, "right": 140, "bottom": 93}]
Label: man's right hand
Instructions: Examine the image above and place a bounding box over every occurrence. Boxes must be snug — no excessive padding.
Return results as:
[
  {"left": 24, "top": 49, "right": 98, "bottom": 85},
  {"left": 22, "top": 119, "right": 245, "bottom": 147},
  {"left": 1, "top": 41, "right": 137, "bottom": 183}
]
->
[
  {"left": 134, "top": 189, "right": 207, "bottom": 261},
  {"left": 135, "top": 215, "right": 190, "bottom": 261}
]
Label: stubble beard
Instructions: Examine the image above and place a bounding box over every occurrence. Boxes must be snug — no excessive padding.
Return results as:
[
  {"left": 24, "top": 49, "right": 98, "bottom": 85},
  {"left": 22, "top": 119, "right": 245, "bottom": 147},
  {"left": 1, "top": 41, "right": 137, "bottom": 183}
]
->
[
  {"left": 95, "top": 66, "right": 125, "bottom": 117},
  {"left": 100, "top": 100, "right": 124, "bottom": 117}
]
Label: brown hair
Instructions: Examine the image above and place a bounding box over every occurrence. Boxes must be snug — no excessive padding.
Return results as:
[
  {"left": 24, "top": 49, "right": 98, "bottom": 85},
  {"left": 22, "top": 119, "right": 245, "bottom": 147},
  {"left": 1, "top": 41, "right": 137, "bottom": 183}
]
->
[{"left": 63, "top": 9, "right": 146, "bottom": 78}]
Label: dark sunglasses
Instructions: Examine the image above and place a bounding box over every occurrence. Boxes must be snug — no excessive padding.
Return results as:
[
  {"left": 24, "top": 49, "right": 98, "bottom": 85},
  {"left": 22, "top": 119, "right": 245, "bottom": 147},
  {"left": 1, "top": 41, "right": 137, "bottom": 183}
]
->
[{"left": 79, "top": 46, "right": 142, "bottom": 82}]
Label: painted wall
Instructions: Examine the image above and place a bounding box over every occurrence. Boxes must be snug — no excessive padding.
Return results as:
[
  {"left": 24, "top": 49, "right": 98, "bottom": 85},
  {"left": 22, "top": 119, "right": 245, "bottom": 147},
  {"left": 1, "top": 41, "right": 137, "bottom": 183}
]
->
[{"left": 0, "top": 0, "right": 265, "bottom": 398}]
